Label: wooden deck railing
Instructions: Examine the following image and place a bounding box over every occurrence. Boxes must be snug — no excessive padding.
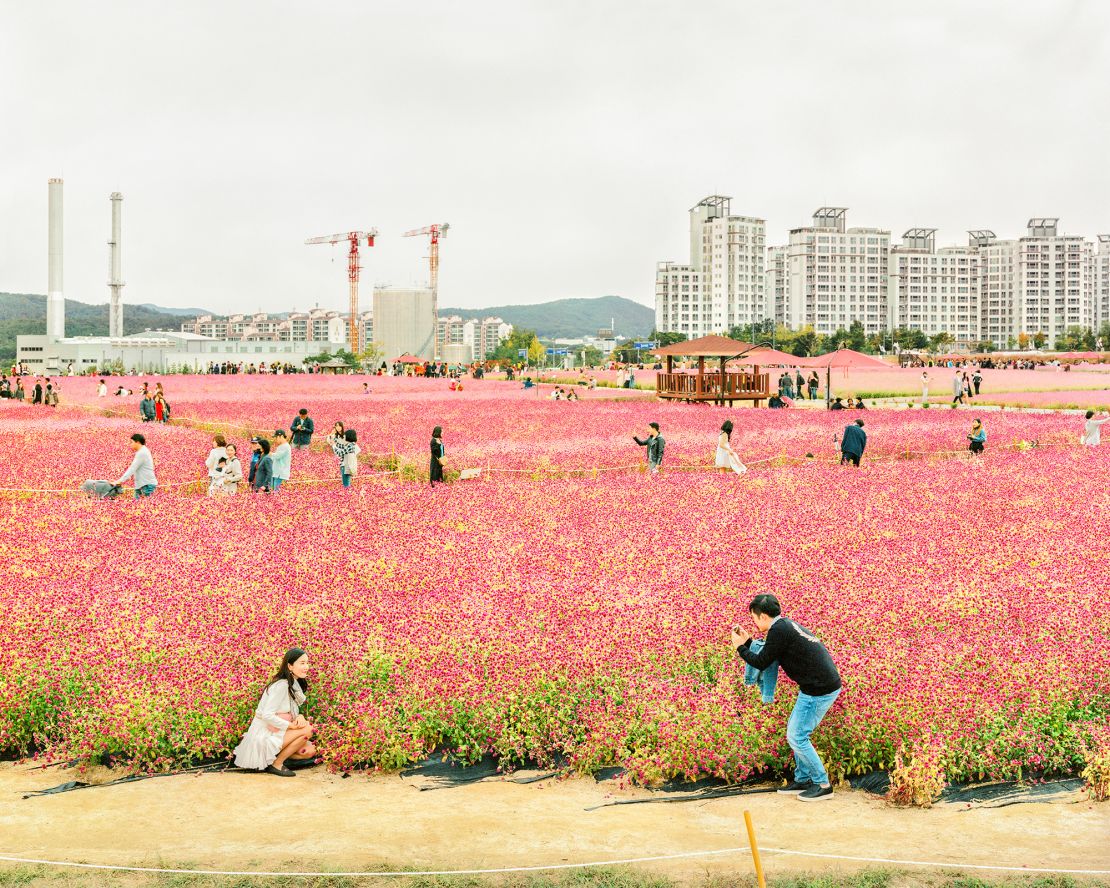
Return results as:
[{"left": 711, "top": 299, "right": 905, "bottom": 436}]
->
[{"left": 656, "top": 371, "right": 769, "bottom": 401}]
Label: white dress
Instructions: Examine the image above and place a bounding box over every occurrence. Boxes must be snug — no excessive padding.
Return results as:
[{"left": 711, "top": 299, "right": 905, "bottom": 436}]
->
[
  {"left": 715, "top": 433, "right": 747, "bottom": 474},
  {"left": 715, "top": 433, "right": 732, "bottom": 468},
  {"left": 233, "top": 679, "right": 306, "bottom": 770}
]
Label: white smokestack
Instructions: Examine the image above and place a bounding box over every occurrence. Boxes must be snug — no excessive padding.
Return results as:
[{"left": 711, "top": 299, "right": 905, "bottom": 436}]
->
[
  {"left": 47, "top": 178, "right": 64, "bottom": 338},
  {"left": 108, "top": 192, "right": 124, "bottom": 337}
]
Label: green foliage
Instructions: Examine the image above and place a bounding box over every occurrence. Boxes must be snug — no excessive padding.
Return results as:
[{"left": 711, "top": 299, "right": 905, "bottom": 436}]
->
[
  {"left": 928, "top": 331, "right": 955, "bottom": 352},
  {"left": 526, "top": 337, "right": 546, "bottom": 366},
  {"left": 1055, "top": 326, "right": 1096, "bottom": 351},
  {"left": 489, "top": 327, "right": 540, "bottom": 364},
  {"left": 439, "top": 295, "right": 654, "bottom": 339},
  {"left": 894, "top": 326, "right": 930, "bottom": 350},
  {"left": 648, "top": 329, "right": 687, "bottom": 347},
  {"left": 0, "top": 292, "right": 191, "bottom": 364}
]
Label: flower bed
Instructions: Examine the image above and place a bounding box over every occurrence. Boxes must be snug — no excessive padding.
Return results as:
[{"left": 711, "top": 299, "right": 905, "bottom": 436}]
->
[{"left": 1, "top": 382, "right": 1107, "bottom": 795}]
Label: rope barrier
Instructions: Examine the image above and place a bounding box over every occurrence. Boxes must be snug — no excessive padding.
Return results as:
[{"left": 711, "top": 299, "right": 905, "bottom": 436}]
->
[
  {"left": 0, "top": 398, "right": 1084, "bottom": 498},
  {"left": 0, "top": 844, "right": 1107, "bottom": 877}
]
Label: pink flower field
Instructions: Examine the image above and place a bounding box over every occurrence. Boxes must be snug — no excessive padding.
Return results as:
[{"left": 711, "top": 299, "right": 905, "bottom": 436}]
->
[{"left": 1, "top": 376, "right": 1108, "bottom": 795}]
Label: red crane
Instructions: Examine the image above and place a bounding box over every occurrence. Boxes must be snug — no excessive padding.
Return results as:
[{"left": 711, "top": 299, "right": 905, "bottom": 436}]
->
[
  {"left": 402, "top": 223, "right": 449, "bottom": 360},
  {"left": 305, "top": 229, "right": 379, "bottom": 353}
]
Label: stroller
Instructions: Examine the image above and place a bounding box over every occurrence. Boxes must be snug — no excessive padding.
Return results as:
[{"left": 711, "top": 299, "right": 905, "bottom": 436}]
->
[{"left": 82, "top": 479, "right": 124, "bottom": 500}]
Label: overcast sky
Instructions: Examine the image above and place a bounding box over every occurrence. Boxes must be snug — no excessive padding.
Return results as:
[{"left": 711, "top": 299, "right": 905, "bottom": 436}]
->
[{"left": 3, "top": 1, "right": 1109, "bottom": 316}]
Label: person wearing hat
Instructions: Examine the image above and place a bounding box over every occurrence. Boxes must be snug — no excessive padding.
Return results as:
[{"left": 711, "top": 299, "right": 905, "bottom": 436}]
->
[{"left": 270, "top": 429, "right": 292, "bottom": 492}]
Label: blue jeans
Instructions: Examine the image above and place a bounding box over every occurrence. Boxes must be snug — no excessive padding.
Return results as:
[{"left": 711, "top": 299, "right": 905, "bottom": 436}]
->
[
  {"left": 786, "top": 688, "right": 841, "bottom": 786},
  {"left": 271, "top": 477, "right": 284, "bottom": 491},
  {"left": 134, "top": 484, "right": 156, "bottom": 499},
  {"left": 341, "top": 471, "right": 351, "bottom": 488},
  {"left": 742, "top": 639, "right": 779, "bottom": 703}
]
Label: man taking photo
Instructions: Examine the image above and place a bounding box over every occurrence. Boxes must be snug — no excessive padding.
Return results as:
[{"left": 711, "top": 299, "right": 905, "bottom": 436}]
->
[{"left": 731, "top": 594, "right": 841, "bottom": 801}]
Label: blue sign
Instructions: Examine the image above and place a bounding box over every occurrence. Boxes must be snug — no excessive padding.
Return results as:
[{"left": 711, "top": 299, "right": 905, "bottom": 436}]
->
[
  {"left": 517, "top": 349, "right": 527, "bottom": 357},
  {"left": 633, "top": 341, "right": 657, "bottom": 349},
  {"left": 545, "top": 348, "right": 568, "bottom": 355}
]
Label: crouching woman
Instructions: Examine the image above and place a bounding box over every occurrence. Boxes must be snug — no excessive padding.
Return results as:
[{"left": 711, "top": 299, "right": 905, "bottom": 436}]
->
[{"left": 233, "top": 648, "right": 317, "bottom": 777}]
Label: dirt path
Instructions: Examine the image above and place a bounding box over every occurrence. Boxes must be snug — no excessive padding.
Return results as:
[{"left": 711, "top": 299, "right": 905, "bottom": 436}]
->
[{"left": 1, "top": 763, "right": 1107, "bottom": 881}]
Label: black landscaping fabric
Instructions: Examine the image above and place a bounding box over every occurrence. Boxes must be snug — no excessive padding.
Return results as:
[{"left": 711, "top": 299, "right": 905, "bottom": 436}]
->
[{"left": 17, "top": 755, "right": 1089, "bottom": 808}]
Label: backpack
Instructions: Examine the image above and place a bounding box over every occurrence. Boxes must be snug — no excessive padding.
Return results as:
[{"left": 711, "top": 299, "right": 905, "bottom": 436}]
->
[{"left": 343, "top": 447, "right": 359, "bottom": 476}]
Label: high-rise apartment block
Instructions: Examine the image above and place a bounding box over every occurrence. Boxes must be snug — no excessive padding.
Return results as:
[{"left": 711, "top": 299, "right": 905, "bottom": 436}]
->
[
  {"left": 656, "top": 198, "right": 1109, "bottom": 349},
  {"left": 781, "top": 208, "right": 890, "bottom": 336},
  {"left": 1094, "top": 235, "right": 1110, "bottom": 331},
  {"left": 655, "top": 196, "right": 765, "bottom": 338},
  {"left": 888, "top": 229, "right": 980, "bottom": 345}
]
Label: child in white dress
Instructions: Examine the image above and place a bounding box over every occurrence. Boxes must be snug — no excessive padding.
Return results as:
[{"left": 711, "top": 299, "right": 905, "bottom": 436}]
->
[{"left": 233, "top": 648, "right": 316, "bottom": 776}]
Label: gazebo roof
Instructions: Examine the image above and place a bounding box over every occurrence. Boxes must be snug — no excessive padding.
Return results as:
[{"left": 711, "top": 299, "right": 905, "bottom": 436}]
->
[
  {"left": 797, "top": 348, "right": 889, "bottom": 369},
  {"left": 318, "top": 358, "right": 350, "bottom": 368},
  {"left": 395, "top": 354, "right": 425, "bottom": 364},
  {"left": 653, "top": 335, "right": 755, "bottom": 358}
]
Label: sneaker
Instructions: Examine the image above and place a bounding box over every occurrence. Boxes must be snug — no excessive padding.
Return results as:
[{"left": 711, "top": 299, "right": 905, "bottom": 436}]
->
[
  {"left": 265, "top": 764, "right": 296, "bottom": 777},
  {"left": 777, "top": 779, "right": 813, "bottom": 794},
  {"left": 798, "top": 784, "right": 833, "bottom": 801}
]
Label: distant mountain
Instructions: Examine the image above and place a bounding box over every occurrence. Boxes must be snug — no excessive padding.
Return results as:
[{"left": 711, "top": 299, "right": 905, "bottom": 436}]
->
[
  {"left": 439, "top": 295, "right": 655, "bottom": 339},
  {"left": 0, "top": 292, "right": 188, "bottom": 363},
  {"left": 135, "top": 303, "right": 212, "bottom": 316}
]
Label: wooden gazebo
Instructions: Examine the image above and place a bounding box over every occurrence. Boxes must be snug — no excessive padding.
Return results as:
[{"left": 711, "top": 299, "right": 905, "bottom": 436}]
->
[
  {"left": 653, "top": 335, "right": 771, "bottom": 406},
  {"left": 318, "top": 358, "right": 352, "bottom": 375}
]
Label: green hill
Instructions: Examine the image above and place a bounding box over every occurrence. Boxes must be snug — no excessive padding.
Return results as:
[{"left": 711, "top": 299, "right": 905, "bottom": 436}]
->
[
  {"left": 0, "top": 293, "right": 190, "bottom": 364},
  {"left": 439, "top": 295, "right": 654, "bottom": 339}
]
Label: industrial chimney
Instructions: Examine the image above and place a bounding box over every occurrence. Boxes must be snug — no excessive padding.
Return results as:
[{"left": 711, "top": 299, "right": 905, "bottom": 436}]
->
[
  {"left": 47, "top": 178, "right": 64, "bottom": 339},
  {"left": 108, "top": 192, "right": 124, "bottom": 337}
]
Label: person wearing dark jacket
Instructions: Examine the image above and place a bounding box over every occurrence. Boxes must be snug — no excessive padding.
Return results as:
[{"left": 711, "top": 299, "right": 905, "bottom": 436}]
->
[
  {"left": 32, "top": 379, "right": 43, "bottom": 404},
  {"left": 248, "top": 438, "right": 263, "bottom": 486},
  {"left": 252, "top": 438, "right": 274, "bottom": 492},
  {"left": 429, "top": 426, "right": 445, "bottom": 486},
  {"left": 290, "top": 409, "right": 315, "bottom": 449},
  {"left": 139, "top": 395, "right": 156, "bottom": 422},
  {"left": 840, "top": 418, "right": 866, "bottom": 466},
  {"left": 732, "top": 594, "right": 841, "bottom": 802},
  {"left": 633, "top": 422, "right": 665, "bottom": 475}
]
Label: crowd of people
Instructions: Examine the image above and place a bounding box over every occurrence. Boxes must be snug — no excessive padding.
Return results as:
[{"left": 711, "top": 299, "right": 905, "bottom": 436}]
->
[
  {"left": 99, "top": 405, "right": 455, "bottom": 498},
  {"left": 0, "top": 375, "right": 58, "bottom": 405}
]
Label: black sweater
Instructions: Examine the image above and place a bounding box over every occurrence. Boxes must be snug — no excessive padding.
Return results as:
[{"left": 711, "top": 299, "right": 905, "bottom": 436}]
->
[{"left": 737, "top": 617, "right": 841, "bottom": 697}]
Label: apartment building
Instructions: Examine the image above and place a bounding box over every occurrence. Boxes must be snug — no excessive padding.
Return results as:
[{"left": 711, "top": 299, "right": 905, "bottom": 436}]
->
[
  {"left": 1094, "top": 235, "right": 1110, "bottom": 331},
  {"left": 765, "top": 245, "right": 788, "bottom": 325},
  {"left": 655, "top": 196, "right": 765, "bottom": 338},
  {"left": 182, "top": 309, "right": 347, "bottom": 344},
  {"left": 1015, "top": 219, "right": 1092, "bottom": 347},
  {"left": 888, "top": 229, "right": 980, "bottom": 344},
  {"left": 778, "top": 208, "right": 890, "bottom": 336},
  {"left": 435, "top": 315, "right": 513, "bottom": 361}
]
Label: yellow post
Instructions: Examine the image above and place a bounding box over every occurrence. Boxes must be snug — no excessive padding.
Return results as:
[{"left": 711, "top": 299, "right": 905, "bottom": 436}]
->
[{"left": 743, "top": 810, "right": 767, "bottom": 888}]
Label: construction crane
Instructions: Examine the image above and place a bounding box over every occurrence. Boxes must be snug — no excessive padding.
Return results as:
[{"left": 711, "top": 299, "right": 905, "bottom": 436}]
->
[
  {"left": 304, "top": 229, "right": 378, "bottom": 353},
  {"left": 402, "top": 223, "right": 449, "bottom": 360}
]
